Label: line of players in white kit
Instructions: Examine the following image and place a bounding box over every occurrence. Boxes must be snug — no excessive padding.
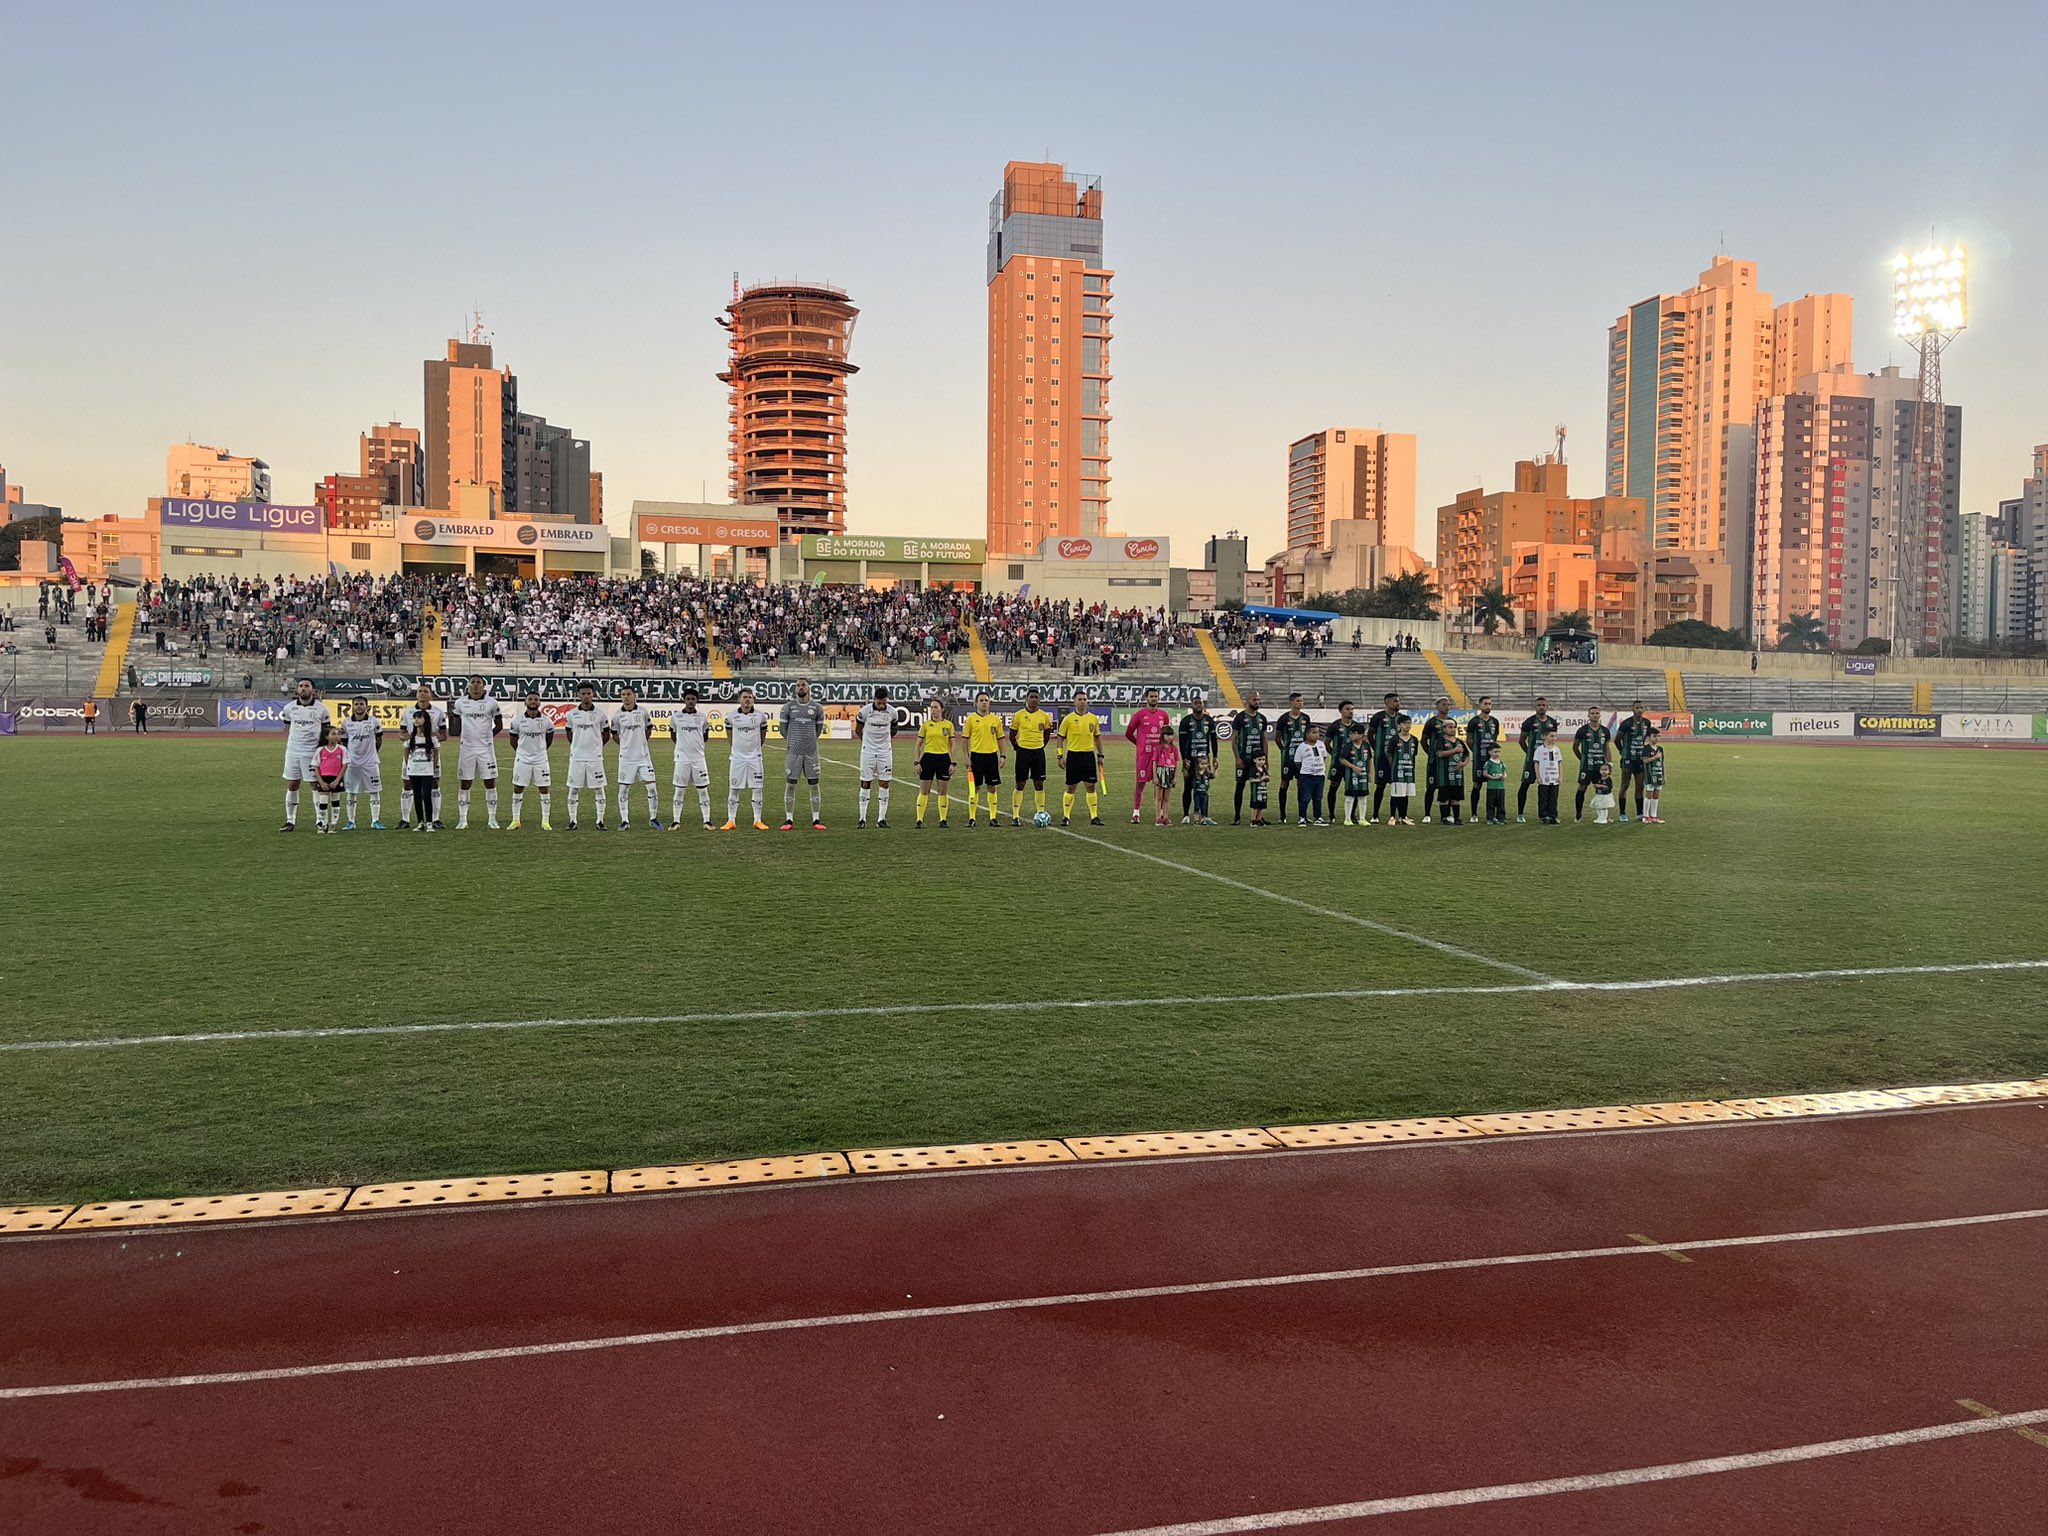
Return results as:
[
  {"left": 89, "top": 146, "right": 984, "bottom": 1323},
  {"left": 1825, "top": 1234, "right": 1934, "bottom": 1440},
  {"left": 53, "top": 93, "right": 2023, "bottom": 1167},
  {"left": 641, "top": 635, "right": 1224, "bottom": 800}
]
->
[{"left": 271, "top": 675, "right": 893, "bottom": 834}]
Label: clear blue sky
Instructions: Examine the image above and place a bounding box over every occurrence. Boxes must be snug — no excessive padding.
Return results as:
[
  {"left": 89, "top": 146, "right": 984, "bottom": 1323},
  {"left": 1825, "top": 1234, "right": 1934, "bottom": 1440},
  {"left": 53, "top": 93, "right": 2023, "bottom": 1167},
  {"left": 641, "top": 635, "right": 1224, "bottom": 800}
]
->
[{"left": 4, "top": 1, "right": 2042, "bottom": 558}]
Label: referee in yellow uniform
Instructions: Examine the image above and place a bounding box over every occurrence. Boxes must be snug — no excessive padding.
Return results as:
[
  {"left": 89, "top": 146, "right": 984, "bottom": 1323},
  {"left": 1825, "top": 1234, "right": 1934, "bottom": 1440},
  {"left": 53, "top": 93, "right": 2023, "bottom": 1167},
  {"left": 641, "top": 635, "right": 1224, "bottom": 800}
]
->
[
  {"left": 1056, "top": 690, "right": 1106, "bottom": 826},
  {"left": 1008, "top": 687, "right": 1055, "bottom": 825},
  {"left": 914, "top": 700, "right": 957, "bottom": 827},
  {"left": 963, "top": 691, "right": 1007, "bottom": 826}
]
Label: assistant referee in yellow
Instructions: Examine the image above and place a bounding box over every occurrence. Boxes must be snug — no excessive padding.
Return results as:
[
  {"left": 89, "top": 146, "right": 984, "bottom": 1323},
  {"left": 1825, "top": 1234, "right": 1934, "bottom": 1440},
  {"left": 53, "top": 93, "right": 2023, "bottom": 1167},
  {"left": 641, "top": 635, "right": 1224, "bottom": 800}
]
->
[
  {"left": 1057, "top": 689, "right": 1107, "bottom": 826},
  {"left": 963, "top": 690, "right": 1007, "bottom": 826},
  {"left": 1008, "top": 687, "right": 1055, "bottom": 825}
]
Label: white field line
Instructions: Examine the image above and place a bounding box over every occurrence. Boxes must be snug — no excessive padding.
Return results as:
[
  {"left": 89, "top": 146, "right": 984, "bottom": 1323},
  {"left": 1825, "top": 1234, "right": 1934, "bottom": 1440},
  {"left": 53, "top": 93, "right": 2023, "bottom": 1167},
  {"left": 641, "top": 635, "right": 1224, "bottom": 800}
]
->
[
  {"left": 819, "top": 753, "right": 1554, "bottom": 982},
  {"left": 1089, "top": 1406, "right": 2048, "bottom": 1533},
  {"left": 7, "top": 959, "right": 2048, "bottom": 1054},
  {"left": 2, "top": 1204, "right": 2042, "bottom": 1401}
]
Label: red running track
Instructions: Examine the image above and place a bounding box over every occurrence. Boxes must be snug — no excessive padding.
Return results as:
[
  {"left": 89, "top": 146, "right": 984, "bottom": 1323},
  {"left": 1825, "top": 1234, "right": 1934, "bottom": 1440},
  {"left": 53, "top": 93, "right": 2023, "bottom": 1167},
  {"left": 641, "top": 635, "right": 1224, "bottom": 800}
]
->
[{"left": 5, "top": 1103, "right": 2048, "bottom": 1533}]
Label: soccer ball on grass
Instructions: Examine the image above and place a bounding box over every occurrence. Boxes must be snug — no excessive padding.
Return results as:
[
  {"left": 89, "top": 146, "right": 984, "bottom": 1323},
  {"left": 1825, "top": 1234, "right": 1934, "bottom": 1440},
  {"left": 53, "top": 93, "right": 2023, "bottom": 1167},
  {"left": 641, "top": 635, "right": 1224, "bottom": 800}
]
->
[{"left": 1033, "top": 811, "right": 1053, "bottom": 828}]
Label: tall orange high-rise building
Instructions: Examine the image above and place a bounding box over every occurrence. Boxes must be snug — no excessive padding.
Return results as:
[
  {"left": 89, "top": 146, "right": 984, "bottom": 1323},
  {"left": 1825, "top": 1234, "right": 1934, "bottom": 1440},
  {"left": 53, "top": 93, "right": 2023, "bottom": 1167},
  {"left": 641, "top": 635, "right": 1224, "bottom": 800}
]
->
[
  {"left": 986, "top": 161, "right": 1112, "bottom": 559},
  {"left": 718, "top": 282, "right": 857, "bottom": 539}
]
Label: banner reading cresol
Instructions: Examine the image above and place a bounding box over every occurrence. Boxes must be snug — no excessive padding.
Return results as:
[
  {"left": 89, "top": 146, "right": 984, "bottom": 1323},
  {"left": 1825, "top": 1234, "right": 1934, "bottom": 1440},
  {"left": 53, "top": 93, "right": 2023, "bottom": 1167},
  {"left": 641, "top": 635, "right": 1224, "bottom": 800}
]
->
[
  {"left": 1692, "top": 711, "right": 1771, "bottom": 737},
  {"left": 364, "top": 674, "right": 1214, "bottom": 706}
]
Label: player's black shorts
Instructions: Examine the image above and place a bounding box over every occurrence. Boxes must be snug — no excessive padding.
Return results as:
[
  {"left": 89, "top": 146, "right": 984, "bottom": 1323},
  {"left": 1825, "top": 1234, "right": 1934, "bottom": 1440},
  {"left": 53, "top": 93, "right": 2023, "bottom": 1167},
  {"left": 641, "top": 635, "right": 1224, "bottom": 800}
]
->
[
  {"left": 969, "top": 751, "right": 1001, "bottom": 787},
  {"left": 919, "top": 751, "right": 953, "bottom": 782},
  {"left": 1064, "top": 750, "right": 1098, "bottom": 786},
  {"left": 1278, "top": 756, "right": 1300, "bottom": 780},
  {"left": 1579, "top": 765, "right": 1603, "bottom": 785},
  {"left": 1015, "top": 746, "right": 1047, "bottom": 785}
]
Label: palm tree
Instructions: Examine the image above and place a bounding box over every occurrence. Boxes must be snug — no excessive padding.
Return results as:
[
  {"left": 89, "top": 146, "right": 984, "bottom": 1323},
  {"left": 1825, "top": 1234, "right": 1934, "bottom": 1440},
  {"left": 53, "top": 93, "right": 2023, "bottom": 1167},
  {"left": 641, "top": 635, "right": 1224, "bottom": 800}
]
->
[
  {"left": 1375, "top": 571, "right": 1441, "bottom": 620},
  {"left": 1778, "top": 613, "right": 1828, "bottom": 653},
  {"left": 1472, "top": 584, "right": 1514, "bottom": 636},
  {"left": 1552, "top": 609, "right": 1592, "bottom": 633}
]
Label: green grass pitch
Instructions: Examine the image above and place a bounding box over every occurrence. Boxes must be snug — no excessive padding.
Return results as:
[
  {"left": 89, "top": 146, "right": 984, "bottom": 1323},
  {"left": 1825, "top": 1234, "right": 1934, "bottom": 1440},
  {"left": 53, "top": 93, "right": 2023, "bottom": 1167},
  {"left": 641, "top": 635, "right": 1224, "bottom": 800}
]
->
[{"left": 4, "top": 736, "right": 2046, "bottom": 1202}]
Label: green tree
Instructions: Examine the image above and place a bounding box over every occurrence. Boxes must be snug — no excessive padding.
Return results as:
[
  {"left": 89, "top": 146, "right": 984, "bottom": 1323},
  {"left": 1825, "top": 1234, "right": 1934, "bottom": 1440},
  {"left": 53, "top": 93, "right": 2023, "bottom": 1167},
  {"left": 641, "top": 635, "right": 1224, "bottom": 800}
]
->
[
  {"left": 1472, "top": 584, "right": 1514, "bottom": 636},
  {"left": 0, "top": 513, "right": 67, "bottom": 572},
  {"left": 1552, "top": 609, "right": 1592, "bottom": 634},
  {"left": 1644, "top": 619, "right": 1750, "bottom": 651},
  {"left": 1375, "top": 571, "right": 1441, "bottom": 620},
  {"left": 1777, "top": 613, "right": 1828, "bottom": 653},
  {"left": 1850, "top": 636, "right": 1891, "bottom": 655}
]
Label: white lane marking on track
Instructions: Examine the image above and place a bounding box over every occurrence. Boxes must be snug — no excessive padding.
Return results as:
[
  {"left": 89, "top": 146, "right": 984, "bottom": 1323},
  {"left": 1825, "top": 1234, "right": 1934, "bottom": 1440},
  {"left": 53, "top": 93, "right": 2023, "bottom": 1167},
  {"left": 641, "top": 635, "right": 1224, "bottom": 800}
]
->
[
  {"left": 8, "top": 958, "right": 2048, "bottom": 1052},
  {"left": 1087, "top": 1406, "right": 2048, "bottom": 1533},
  {"left": 3, "top": 1206, "right": 2042, "bottom": 1400},
  {"left": 821, "top": 751, "right": 1558, "bottom": 982}
]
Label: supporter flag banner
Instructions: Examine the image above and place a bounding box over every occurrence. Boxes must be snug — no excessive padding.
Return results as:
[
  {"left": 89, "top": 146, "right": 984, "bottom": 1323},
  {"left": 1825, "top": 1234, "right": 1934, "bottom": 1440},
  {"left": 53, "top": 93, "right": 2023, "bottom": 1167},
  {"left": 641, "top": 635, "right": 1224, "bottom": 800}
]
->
[
  {"left": 219, "top": 698, "right": 295, "bottom": 731},
  {"left": 1771, "top": 711, "right": 1855, "bottom": 739},
  {"left": 1938, "top": 713, "right": 2033, "bottom": 741},
  {"left": 406, "top": 517, "right": 608, "bottom": 550},
  {"left": 1692, "top": 712, "right": 1771, "bottom": 737},
  {"left": 159, "top": 498, "right": 323, "bottom": 534},
  {"left": 1854, "top": 713, "right": 1939, "bottom": 737},
  {"left": 374, "top": 674, "right": 1213, "bottom": 706},
  {"left": 1042, "top": 536, "right": 1170, "bottom": 564},
  {"left": 139, "top": 668, "right": 215, "bottom": 687},
  {"left": 638, "top": 512, "right": 779, "bottom": 546},
  {"left": 1842, "top": 657, "right": 1880, "bottom": 677},
  {"left": 800, "top": 535, "right": 987, "bottom": 564}
]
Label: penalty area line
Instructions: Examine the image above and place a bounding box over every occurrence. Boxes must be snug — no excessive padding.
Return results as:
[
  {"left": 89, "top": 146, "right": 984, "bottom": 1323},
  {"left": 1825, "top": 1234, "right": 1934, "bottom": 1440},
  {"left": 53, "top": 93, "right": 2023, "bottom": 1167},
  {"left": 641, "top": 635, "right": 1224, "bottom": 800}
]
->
[{"left": 5, "top": 959, "right": 2047, "bottom": 1053}]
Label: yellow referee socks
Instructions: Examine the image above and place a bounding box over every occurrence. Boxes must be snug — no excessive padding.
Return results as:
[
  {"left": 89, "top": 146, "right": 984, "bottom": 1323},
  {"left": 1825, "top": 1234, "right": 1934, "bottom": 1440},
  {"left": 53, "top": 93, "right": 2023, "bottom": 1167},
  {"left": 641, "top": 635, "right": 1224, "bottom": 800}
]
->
[
  {"left": 985, "top": 789, "right": 999, "bottom": 821},
  {"left": 937, "top": 794, "right": 948, "bottom": 823},
  {"left": 967, "top": 785, "right": 979, "bottom": 823},
  {"left": 916, "top": 792, "right": 929, "bottom": 825},
  {"left": 1062, "top": 792, "right": 1076, "bottom": 819},
  {"left": 1085, "top": 789, "right": 1099, "bottom": 820},
  {"left": 1035, "top": 788, "right": 1048, "bottom": 815},
  {"left": 1011, "top": 788, "right": 1025, "bottom": 820}
]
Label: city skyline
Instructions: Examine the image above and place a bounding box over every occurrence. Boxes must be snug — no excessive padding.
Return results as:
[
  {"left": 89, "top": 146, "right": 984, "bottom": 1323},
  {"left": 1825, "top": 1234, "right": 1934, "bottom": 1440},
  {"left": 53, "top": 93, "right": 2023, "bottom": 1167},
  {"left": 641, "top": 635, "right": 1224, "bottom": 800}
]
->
[{"left": 4, "top": 2, "right": 2043, "bottom": 565}]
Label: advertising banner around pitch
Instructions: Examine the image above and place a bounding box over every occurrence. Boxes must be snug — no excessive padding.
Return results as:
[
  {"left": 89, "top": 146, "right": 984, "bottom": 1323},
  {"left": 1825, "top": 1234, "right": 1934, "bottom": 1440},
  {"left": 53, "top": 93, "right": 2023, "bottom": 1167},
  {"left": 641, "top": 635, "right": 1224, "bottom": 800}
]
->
[
  {"left": 1693, "top": 711, "right": 1771, "bottom": 737},
  {"left": 219, "top": 698, "right": 294, "bottom": 731},
  {"left": 140, "top": 668, "right": 215, "bottom": 687},
  {"left": 1939, "top": 713, "right": 2034, "bottom": 741},
  {"left": 1772, "top": 711, "right": 1854, "bottom": 739},
  {"left": 640, "top": 512, "right": 779, "bottom": 546},
  {"left": 1042, "top": 536, "right": 1170, "bottom": 564},
  {"left": 11, "top": 699, "right": 92, "bottom": 732},
  {"left": 0, "top": 711, "right": 14, "bottom": 735},
  {"left": 376, "top": 673, "right": 1213, "bottom": 706},
  {"left": 2038, "top": 716, "right": 2048, "bottom": 742},
  {"left": 405, "top": 517, "right": 608, "bottom": 550},
  {"left": 139, "top": 700, "right": 215, "bottom": 729},
  {"left": 1599, "top": 709, "right": 1694, "bottom": 739},
  {"left": 799, "top": 534, "right": 986, "bottom": 564},
  {"left": 1854, "top": 713, "right": 1939, "bottom": 737}
]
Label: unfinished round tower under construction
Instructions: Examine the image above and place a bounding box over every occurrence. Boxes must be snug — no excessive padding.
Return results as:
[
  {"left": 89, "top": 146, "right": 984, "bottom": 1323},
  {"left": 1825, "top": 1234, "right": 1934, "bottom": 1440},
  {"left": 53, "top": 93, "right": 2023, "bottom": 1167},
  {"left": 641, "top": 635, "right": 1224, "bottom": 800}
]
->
[{"left": 716, "top": 281, "right": 858, "bottom": 539}]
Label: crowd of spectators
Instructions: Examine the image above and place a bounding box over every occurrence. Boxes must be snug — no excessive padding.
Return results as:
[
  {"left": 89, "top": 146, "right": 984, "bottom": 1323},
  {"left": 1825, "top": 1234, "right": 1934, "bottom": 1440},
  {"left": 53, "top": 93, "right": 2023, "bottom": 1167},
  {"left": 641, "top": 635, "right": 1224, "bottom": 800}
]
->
[{"left": 115, "top": 571, "right": 1197, "bottom": 677}]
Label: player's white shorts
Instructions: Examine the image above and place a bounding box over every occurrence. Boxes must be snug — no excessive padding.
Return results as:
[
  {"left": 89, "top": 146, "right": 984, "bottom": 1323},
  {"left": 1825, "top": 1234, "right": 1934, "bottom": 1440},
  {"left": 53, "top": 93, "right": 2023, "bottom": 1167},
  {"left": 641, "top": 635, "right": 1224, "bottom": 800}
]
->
[
  {"left": 458, "top": 745, "right": 499, "bottom": 781},
  {"left": 568, "top": 758, "right": 607, "bottom": 791},
  {"left": 729, "top": 754, "right": 764, "bottom": 791},
  {"left": 512, "top": 759, "right": 552, "bottom": 790},
  {"left": 617, "top": 755, "right": 655, "bottom": 786},
  {"left": 860, "top": 745, "right": 893, "bottom": 782},
  {"left": 282, "top": 747, "right": 320, "bottom": 782},
  {"left": 672, "top": 754, "right": 709, "bottom": 789},
  {"left": 344, "top": 764, "right": 381, "bottom": 793}
]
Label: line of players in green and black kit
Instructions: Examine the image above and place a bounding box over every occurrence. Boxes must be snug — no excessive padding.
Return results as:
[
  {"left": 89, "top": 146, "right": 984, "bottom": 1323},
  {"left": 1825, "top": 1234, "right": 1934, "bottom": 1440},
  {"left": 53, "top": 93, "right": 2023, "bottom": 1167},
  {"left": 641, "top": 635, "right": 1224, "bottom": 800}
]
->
[{"left": 1221, "top": 691, "right": 1667, "bottom": 828}]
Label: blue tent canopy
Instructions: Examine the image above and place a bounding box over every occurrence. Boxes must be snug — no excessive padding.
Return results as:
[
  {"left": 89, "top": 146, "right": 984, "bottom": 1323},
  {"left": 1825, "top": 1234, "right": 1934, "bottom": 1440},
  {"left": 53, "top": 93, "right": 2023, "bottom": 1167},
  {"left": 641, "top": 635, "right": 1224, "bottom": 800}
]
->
[{"left": 1238, "top": 604, "right": 1342, "bottom": 626}]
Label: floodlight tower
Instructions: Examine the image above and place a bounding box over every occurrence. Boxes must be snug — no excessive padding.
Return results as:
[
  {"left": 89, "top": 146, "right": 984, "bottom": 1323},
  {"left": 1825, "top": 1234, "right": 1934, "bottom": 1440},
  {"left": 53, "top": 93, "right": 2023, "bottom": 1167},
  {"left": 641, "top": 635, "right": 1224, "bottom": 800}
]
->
[{"left": 1890, "top": 245, "right": 1967, "bottom": 654}]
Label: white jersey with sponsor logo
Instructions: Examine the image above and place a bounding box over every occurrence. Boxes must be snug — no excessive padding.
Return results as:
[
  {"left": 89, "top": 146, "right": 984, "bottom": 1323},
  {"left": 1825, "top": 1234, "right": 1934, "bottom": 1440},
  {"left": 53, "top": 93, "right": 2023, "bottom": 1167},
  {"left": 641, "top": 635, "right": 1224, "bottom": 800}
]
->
[
  {"left": 281, "top": 700, "right": 326, "bottom": 755},
  {"left": 508, "top": 712, "right": 553, "bottom": 764},
  {"left": 726, "top": 708, "right": 768, "bottom": 760},
  {"left": 670, "top": 709, "right": 710, "bottom": 762},
  {"left": 407, "top": 701, "right": 447, "bottom": 738},
  {"left": 855, "top": 704, "right": 895, "bottom": 747},
  {"left": 564, "top": 704, "right": 608, "bottom": 762},
  {"left": 612, "top": 704, "right": 654, "bottom": 762},
  {"left": 451, "top": 696, "right": 501, "bottom": 747},
  {"left": 342, "top": 717, "right": 382, "bottom": 769}
]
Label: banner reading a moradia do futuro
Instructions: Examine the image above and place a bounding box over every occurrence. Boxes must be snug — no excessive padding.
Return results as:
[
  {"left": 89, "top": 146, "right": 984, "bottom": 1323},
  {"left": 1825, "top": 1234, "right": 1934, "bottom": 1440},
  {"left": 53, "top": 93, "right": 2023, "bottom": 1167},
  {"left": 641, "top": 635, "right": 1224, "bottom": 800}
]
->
[{"left": 324, "top": 674, "right": 1218, "bottom": 706}]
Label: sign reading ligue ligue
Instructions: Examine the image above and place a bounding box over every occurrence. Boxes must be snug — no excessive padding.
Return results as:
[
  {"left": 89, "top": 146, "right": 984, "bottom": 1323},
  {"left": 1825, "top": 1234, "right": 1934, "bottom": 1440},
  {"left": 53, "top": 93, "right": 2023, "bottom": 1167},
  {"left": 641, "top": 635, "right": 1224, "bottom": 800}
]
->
[{"left": 160, "top": 498, "right": 322, "bottom": 534}]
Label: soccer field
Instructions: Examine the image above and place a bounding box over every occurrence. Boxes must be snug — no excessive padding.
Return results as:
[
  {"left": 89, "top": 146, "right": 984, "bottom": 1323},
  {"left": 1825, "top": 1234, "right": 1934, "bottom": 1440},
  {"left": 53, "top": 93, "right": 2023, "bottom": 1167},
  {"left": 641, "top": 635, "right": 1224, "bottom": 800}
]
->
[{"left": 4, "top": 736, "right": 2046, "bottom": 1203}]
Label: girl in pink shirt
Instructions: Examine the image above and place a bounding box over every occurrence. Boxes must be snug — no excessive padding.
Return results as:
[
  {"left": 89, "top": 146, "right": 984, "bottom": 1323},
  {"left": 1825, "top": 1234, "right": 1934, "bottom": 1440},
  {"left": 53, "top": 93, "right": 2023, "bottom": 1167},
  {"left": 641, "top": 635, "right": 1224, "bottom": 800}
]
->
[
  {"left": 1150, "top": 721, "right": 1181, "bottom": 827},
  {"left": 314, "top": 729, "right": 346, "bottom": 835},
  {"left": 1124, "top": 689, "right": 1170, "bottom": 822}
]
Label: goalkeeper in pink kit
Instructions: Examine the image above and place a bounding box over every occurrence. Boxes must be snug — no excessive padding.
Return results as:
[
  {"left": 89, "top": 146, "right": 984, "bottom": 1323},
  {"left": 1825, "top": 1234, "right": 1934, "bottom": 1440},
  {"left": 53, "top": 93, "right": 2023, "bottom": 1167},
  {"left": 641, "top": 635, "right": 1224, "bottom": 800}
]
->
[{"left": 1124, "top": 688, "right": 1171, "bottom": 823}]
